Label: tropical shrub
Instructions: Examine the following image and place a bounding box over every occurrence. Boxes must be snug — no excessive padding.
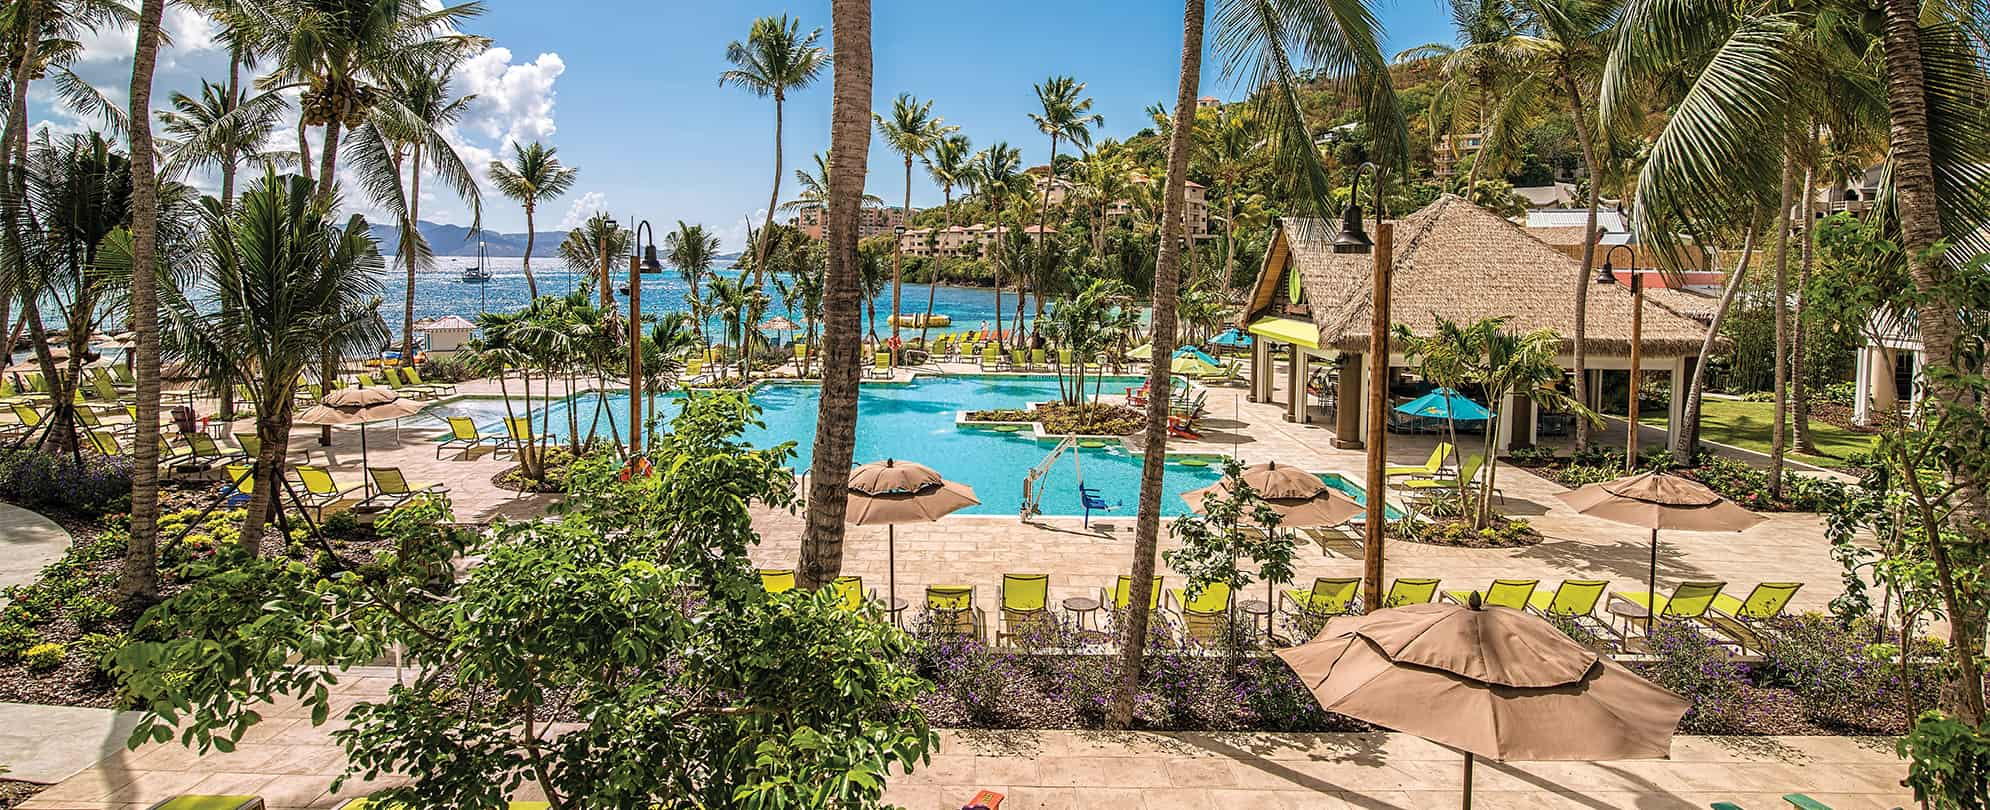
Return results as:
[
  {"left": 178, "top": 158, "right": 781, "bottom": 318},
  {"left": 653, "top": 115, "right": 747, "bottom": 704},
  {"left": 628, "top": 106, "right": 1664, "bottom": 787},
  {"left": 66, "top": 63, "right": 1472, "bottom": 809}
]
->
[
  {"left": 1899, "top": 712, "right": 1990, "bottom": 810},
  {"left": 0, "top": 449, "right": 132, "bottom": 516},
  {"left": 1635, "top": 622, "right": 1748, "bottom": 731},
  {"left": 67, "top": 595, "right": 118, "bottom": 629},
  {"left": 0, "top": 621, "right": 38, "bottom": 660},
  {"left": 416, "top": 356, "right": 477, "bottom": 383},
  {"left": 22, "top": 642, "right": 65, "bottom": 672},
  {"left": 1757, "top": 614, "right": 1944, "bottom": 730}
]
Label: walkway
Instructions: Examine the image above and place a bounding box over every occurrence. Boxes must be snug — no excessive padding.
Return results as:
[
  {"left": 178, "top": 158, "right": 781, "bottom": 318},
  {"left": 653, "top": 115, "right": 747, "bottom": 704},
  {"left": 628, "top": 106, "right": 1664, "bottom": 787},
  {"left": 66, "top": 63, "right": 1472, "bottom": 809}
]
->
[
  {"left": 16, "top": 673, "right": 1913, "bottom": 809},
  {"left": 0, "top": 503, "right": 72, "bottom": 593}
]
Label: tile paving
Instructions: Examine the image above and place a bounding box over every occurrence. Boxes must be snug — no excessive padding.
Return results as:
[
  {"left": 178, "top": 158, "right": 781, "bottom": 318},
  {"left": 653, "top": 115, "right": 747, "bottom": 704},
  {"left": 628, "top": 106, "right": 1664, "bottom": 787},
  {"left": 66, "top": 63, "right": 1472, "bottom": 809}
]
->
[{"left": 14, "top": 364, "right": 1906, "bottom": 807}]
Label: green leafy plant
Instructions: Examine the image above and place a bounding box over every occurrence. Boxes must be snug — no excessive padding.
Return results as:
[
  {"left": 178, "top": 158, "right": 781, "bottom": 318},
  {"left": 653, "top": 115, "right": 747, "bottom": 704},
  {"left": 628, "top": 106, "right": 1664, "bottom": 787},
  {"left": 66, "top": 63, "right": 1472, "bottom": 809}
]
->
[
  {"left": 23, "top": 642, "right": 66, "bottom": 673},
  {"left": 1899, "top": 712, "right": 1990, "bottom": 810},
  {"left": 0, "top": 621, "right": 39, "bottom": 660},
  {"left": 67, "top": 595, "right": 119, "bottom": 629}
]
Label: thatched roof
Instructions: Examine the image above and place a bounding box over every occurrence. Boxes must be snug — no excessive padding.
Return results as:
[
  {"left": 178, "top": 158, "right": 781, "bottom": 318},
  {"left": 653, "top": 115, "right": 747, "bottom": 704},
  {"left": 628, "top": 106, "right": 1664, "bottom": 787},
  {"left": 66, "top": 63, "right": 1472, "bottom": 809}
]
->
[{"left": 1243, "top": 195, "right": 1711, "bottom": 356}]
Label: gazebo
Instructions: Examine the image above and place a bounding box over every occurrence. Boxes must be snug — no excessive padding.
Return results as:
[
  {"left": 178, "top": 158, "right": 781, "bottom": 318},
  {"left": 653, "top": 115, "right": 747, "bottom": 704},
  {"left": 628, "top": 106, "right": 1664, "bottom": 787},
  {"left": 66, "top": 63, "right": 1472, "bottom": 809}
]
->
[{"left": 1236, "top": 195, "right": 1711, "bottom": 451}]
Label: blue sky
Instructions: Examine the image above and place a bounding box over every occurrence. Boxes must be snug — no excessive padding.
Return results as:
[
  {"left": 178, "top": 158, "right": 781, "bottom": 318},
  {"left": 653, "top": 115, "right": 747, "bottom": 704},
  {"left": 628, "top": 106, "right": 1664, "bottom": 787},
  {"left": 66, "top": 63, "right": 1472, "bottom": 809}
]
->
[{"left": 31, "top": 0, "right": 1453, "bottom": 251}]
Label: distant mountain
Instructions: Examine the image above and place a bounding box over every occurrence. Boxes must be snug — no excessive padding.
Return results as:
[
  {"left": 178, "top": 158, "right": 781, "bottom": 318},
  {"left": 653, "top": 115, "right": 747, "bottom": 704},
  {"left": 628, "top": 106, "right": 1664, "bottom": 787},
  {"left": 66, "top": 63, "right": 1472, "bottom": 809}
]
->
[{"left": 368, "top": 220, "right": 569, "bottom": 258}]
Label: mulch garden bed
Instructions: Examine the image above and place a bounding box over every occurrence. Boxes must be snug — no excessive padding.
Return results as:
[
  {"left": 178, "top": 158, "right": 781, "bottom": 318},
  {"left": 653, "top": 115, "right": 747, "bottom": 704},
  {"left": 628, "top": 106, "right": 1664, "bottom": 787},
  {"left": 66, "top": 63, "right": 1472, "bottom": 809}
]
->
[{"left": 0, "top": 781, "right": 46, "bottom": 808}]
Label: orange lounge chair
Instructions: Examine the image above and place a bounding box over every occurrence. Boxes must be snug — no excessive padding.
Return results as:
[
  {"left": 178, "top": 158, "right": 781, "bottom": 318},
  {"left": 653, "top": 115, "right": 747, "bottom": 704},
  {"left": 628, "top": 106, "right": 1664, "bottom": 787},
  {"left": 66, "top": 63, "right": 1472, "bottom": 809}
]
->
[{"left": 962, "top": 790, "right": 1004, "bottom": 809}]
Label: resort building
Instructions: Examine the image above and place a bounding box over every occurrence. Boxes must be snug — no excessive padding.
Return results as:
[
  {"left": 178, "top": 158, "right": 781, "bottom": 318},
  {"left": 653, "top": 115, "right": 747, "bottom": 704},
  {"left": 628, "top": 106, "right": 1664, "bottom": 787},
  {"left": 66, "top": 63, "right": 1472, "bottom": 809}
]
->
[
  {"left": 1433, "top": 133, "right": 1485, "bottom": 179},
  {"left": 1030, "top": 172, "right": 1217, "bottom": 239},
  {"left": 1238, "top": 195, "right": 1711, "bottom": 450},
  {"left": 793, "top": 204, "right": 911, "bottom": 241},
  {"left": 899, "top": 223, "right": 1010, "bottom": 259},
  {"left": 1196, "top": 95, "right": 1223, "bottom": 110},
  {"left": 1851, "top": 307, "right": 1921, "bottom": 427},
  {"left": 1512, "top": 183, "right": 1580, "bottom": 209},
  {"left": 1817, "top": 165, "right": 1883, "bottom": 216}
]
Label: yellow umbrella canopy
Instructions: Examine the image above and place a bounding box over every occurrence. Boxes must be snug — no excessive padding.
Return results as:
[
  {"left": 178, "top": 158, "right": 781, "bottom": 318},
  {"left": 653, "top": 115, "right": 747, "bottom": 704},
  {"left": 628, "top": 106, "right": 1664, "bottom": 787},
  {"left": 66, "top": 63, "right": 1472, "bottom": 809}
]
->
[
  {"left": 1169, "top": 355, "right": 1218, "bottom": 376},
  {"left": 1277, "top": 601, "right": 1690, "bottom": 807},
  {"left": 845, "top": 459, "right": 979, "bottom": 616}
]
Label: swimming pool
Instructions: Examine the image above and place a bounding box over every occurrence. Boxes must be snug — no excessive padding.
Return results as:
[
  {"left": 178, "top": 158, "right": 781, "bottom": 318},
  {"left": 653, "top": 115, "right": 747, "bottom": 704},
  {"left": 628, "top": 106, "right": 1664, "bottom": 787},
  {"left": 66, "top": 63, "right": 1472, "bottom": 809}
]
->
[{"left": 424, "top": 375, "right": 1242, "bottom": 517}]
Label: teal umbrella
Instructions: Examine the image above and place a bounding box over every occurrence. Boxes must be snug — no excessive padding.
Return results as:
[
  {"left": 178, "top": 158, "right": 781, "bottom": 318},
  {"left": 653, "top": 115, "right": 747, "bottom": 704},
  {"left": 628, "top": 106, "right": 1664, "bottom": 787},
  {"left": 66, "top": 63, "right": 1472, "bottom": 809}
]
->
[
  {"left": 1396, "top": 388, "right": 1491, "bottom": 421},
  {"left": 1173, "top": 346, "right": 1221, "bottom": 366}
]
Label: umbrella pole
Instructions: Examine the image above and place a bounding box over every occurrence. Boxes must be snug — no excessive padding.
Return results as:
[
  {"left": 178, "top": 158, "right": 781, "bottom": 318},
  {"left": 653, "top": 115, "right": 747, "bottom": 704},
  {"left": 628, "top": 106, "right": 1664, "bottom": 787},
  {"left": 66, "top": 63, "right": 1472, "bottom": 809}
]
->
[
  {"left": 360, "top": 424, "right": 371, "bottom": 500},
  {"left": 1462, "top": 752, "right": 1474, "bottom": 810},
  {"left": 888, "top": 524, "right": 897, "bottom": 627},
  {"left": 1647, "top": 527, "right": 1659, "bottom": 633}
]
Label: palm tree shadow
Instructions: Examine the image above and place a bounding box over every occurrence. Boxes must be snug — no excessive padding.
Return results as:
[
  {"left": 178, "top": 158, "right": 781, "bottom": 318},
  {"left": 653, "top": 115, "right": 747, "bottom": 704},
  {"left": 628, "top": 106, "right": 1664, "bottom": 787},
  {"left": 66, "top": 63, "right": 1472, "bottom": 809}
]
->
[
  {"left": 1513, "top": 535, "right": 1706, "bottom": 585},
  {"left": 1174, "top": 732, "right": 1408, "bottom": 809}
]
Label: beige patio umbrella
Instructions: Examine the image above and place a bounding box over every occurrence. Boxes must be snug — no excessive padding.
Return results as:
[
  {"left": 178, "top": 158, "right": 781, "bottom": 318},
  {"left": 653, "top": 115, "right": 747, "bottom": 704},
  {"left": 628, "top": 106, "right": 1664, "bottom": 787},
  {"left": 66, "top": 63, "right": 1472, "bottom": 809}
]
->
[
  {"left": 1182, "top": 461, "right": 1363, "bottom": 607},
  {"left": 7, "top": 347, "right": 71, "bottom": 372},
  {"left": 296, "top": 387, "right": 427, "bottom": 498},
  {"left": 1555, "top": 471, "right": 1764, "bottom": 620},
  {"left": 1276, "top": 600, "right": 1690, "bottom": 809},
  {"left": 846, "top": 458, "right": 979, "bottom": 616}
]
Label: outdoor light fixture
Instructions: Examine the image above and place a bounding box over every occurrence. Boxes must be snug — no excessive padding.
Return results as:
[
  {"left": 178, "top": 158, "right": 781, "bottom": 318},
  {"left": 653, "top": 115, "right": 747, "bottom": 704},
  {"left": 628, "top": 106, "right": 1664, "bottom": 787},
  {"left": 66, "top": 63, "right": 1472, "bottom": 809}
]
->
[
  {"left": 894, "top": 225, "right": 907, "bottom": 237},
  {"left": 1332, "top": 161, "right": 1379, "bottom": 254},
  {"left": 639, "top": 243, "right": 663, "bottom": 275},
  {"left": 1595, "top": 261, "right": 1618, "bottom": 286}
]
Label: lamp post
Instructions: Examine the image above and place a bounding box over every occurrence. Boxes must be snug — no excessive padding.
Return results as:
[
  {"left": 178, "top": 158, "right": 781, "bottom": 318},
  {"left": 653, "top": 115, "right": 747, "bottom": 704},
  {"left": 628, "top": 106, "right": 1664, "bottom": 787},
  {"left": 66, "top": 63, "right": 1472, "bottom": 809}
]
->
[
  {"left": 1598, "top": 243, "right": 1642, "bottom": 471},
  {"left": 891, "top": 223, "right": 907, "bottom": 368},
  {"left": 1334, "top": 161, "right": 1392, "bottom": 613},
  {"left": 630, "top": 220, "right": 661, "bottom": 454},
  {"left": 597, "top": 216, "right": 619, "bottom": 313}
]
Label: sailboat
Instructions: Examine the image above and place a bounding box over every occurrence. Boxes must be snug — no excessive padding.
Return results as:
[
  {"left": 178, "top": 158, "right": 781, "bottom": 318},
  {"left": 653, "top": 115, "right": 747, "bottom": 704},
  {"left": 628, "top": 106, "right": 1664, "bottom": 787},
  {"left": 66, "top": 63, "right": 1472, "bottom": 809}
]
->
[{"left": 460, "top": 238, "right": 492, "bottom": 282}]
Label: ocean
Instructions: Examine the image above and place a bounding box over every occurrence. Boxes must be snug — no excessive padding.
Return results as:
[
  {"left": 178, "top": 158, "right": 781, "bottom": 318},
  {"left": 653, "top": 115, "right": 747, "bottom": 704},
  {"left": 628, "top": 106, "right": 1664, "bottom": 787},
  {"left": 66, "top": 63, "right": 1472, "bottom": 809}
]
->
[{"left": 385, "top": 256, "right": 1045, "bottom": 339}]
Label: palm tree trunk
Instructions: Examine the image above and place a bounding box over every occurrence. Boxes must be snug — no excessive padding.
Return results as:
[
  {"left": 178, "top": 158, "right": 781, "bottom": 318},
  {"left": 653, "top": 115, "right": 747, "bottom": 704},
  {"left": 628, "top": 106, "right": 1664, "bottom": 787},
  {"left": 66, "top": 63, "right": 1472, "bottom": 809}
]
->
[
  {"left": 799, "top": 0, "right": 872, "bottom": 591},
  {"left": 921, "top": 188, "right": 950, "bottom": 345},
  {"left": 1108, "top": 0, "right": 1202, "bottom": 731},
  {"left": 1561, "top": 68, "right": 1599, "bottom": 449},
  {"left": 0, "top": 3, "right": 39, "bottom": 369},
  {"left": 317, "top": 117, "right": 343, "bottom": 202},
  {"left": 1671, "top": 216, "right": 1758, "bottom": 461},
  {"left": 119, "top": 0, "right": 169, "bottom": 601},
  {"left": 297, "top": 118, "right": 313, "bottom": 183},
  {"left": 754, "top": 92, "right": 786, "bottom": 289},
  {"left": 402, "top": 146, "right": 424, "bottom": 360},
  {"left": 1878, "top": 0, "right": 1985, "bottom": 724},
  {"left": 1769, "top": 155, "right": 1794, "bottom": 499},
  {"left": 1033, "top": 135, "right": 1061, "bottom": 348},
  {"left": 892, "top": 156, "right": 910, "bottom": 356},
  {"left": 1791, "top": 146, "right": 1817, "bottom": 455},
  {"left": 993, "top": 204, "right": 1006, "bottom": 341},
  {"left": 523, "top": 201, "right": 539, "bottom": 297},
  {"left": 1223, "top": 199, "right": 1238, "bottom": 290}
]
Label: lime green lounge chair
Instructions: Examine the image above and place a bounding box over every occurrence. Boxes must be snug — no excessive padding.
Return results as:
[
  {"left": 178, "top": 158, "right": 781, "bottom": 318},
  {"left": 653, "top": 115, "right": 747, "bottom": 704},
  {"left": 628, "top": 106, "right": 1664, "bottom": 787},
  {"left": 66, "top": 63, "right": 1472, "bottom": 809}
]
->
[
  {"left": 502, "top": 416, "right": 539, "bottom": 455},
  {"left": 1528, "top": 579, "right": 1609, "bottom": 618},
  {"left": 403, "top": 367, "right": 456, "bottom": 395},
  {"left": 832, "top": 575, "right": 867, "bottom": 611},
  {"left": 224, "top": 463, "right": 255, "bottom": 498},
  {"left": 1613, "top": 581, "right": 1727, "bottom": 635},
  {"left": 867, "top": 351, "right": 893, "bottom": 379},
  {"left": 364, "top": 466, "right": 449, "bottom": 509},
  {"left": 293, "top": 465, "right": 360, "bottom": 518},
  {"left": 1281, "top": 576, "right": 1360, "bottom": 618},
  {"left": 997, "top": 573, "right": 1051, "bottom": 646},
  {"left": 1386, "top": 443, "right": 1452, "bottom": 479},
  {"left": 759, "top": 569, "right": 796, "bottom": 593},
  {"left": 1444, "top": 579, "right": 1539, "bottom": 610},
  {"left": 1169, "top": 581, "right": 1234, "bottom": 646},
  {"left": 86, "top": 430, "right": 124, "bottom": 457},
  {"left": 1703, "top": 582, "right": 1802, "bottom": 651},
  {"left": 925, "top": 585, "right": 983, "bottom": 641},
  {"left": 979, "top": 346, "right": 1003, "bottom": 371},
  {"left": 1382, "top": 577, "right": 1442, "bottom": 607},
  {"left": 1028, "top": 348, "right": 1047, "bottom": 371},
  {"left": 146, "top": 797, "right": 265, "bottom": 810},
  {"left": 437, "top": 415, "right": 497, "bottom": 459},
  {"left": 1102, "top": 574, "right": 1163, "bottom": 612}
]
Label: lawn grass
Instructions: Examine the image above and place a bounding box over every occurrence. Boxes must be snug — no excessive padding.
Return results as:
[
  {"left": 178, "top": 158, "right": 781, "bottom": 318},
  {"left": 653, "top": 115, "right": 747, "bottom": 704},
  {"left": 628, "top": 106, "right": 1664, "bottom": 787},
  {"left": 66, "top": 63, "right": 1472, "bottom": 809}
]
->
[{"left": 1645, "top": 397, "right": 1877, "bottom": 469}]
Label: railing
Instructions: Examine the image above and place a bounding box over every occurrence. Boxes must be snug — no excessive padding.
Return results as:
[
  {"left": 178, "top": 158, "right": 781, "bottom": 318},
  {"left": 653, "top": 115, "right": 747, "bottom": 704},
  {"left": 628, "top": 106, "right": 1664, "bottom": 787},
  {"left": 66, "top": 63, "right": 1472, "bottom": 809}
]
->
[{"left": 1020, "top": 436, "right": 1076, "bottom": 520}]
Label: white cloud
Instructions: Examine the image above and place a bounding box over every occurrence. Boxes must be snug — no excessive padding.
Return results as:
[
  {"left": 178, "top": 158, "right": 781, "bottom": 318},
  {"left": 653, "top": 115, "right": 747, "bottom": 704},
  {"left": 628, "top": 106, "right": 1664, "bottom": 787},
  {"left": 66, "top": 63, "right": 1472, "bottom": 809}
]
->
[
  {"left": 72, "top": 7, "right": 214, "bottom": 65},
  {"left": 163, "top": 7, "right": 220, "bottom": 56},
  {"left": 716, "top": 209, "right": 769, "bottom": 254},
  {"left": 75, "top": 20, "right": 134, "bottom": 64},
  {"left": 457, "top": 48, "right": 565, "bottom": 150},
  {"left": 559, "top": 192, "right": 607, "bottom": 229}
]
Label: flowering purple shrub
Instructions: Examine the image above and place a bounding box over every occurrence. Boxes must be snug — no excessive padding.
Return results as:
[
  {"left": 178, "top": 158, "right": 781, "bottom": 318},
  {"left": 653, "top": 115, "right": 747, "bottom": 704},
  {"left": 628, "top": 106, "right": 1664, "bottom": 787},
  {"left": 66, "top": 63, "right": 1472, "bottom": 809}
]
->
[
  {"left": 1759, "top": 614, "right": 1942, "bottom": 732},
  {"left": 0, "top": 448, "right": 131, "bottom": 516},
  {"left": 1634, "top": 622, "right": 1748, "bottom": 731}
]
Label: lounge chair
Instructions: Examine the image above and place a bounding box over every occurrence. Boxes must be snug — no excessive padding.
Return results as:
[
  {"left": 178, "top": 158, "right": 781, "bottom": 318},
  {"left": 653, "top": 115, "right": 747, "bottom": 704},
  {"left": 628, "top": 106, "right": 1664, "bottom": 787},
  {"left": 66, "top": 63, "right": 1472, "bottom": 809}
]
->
[
  {"left": 683, "top": 358, "right": 706, "bottom": 381},
  {"left": 1281, "top": 576, "right": 1361, "bottom": 619},
  {"left": 146, "top": 797, "right": 265, "bottom": 810},
  {"left": 1400, "top": 454, "right": 1502, "bottom": 507},
  {"left": 501, "top": 416, "right": 539, "bottom": 456},
  {"left": 759, "top": 569, "right": 797, "bottom": 593},
  {"left": 86, "top": 430, "right": 124, "bottom": 457},
  {"left": 76, "top": 405, "right": 131, "bottom": 436},
  {"left": 364, "top": 466, "right": 449, "bottom": 510},
  {"left": 111, "top": 364, "right": 135, "bottom": 385},
  {"left": 832, "top": 576, "right": 867, "bottom": 611},
  {"left": 1612, "top": 581, "right": 1728, "bottom": 637},
  {"left": 0, "top": 379, "right": 29, "bottom": 406},
  {"left": 383, "top": 368, "right": 443, "bottom": 399},
  {"left": 1101, "top": 575, "right": 1163, "bottom": 612},
  {"left": 979, "top": 346, "right": 1004, "bottom": 371},
  {"left": 1028, "top": 348, "right": 1047, "bottom": 371},
  {"left": 403, "top": 367, "right": 456, "bottom": 395},
  {"left": 223, "top": 463, "right": 255, "bottom": 504},
  {"left": 1386, "top": 443, "right": 1453, "bottom": 479},
  {"left": 1381, "top": 577, "right": 1442, "bottom": 607},
  {"left": 924, "top": 585, "right": 983, "bottom": 641},
  {"left": 1528, "top": 579, "right": 1610, "bottom": 618},
  {"left": 437, "top": 416, "right": 497, "bottom": 459},
  {"left": 1443, "top": 579, "right": 1539, "bottom": 610},
  {"left": 89, "top": 374, "right": 125, "bottom": 403},
  {"left": 292, "top": 465, "right": 361, "bottom": 518},
  {"left": 1203, "top": 358, "right": 1244, "bottom": 385},
  {"left": 996, "top": 573, "right": 1052, "bottom": 646},
  {"left": 867, "top": 351, "right": 893, "bottom": 380},
  {"left": 1702, "top": 582, "right": 1802, "bottom": 652},
  {"left": 1168, "top": 582, "right": 1234, "bottom": 647}
]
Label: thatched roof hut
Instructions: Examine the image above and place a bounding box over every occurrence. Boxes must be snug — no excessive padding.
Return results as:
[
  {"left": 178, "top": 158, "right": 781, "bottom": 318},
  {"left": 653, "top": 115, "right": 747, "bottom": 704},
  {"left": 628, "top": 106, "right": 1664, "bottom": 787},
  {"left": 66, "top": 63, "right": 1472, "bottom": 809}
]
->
[{"left": 1240, "top": 195, "right": 1709, "bottom": 357}]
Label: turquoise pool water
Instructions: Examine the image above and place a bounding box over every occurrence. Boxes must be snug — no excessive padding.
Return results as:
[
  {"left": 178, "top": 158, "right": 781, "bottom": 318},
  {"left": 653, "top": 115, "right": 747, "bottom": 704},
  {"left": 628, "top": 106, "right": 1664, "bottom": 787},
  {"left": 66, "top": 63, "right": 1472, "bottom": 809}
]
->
[{"left": 425, "top": 375, "right": 1241, "bottom": 517}]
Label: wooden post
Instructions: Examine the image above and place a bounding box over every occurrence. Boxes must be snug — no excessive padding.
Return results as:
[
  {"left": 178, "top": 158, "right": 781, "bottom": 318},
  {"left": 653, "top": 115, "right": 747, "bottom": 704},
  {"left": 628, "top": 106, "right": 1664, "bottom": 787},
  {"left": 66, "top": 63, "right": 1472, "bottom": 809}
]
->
[
  {"left": 1362, "top": 223, "right": 1393, "bottom": 612},
  {"left": 1626, "top": 275, "right": 1643, "bottom": 471},
  {"left": 1334, "top": 354, "right": 1363, "bottom": 449},
  {"left": 629, "top": 254, "right": 643, "bottom": 455}
]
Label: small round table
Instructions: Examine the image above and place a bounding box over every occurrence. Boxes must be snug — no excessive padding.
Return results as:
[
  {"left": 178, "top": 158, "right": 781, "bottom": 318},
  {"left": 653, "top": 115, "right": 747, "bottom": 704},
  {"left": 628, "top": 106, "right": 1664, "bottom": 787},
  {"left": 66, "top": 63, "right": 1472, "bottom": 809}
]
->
[
  {"left": 1240, "top": 599, "right": 1275, "bottom": 642},
  {"left": 1062, "top": 596, "right": 1108, "bottom": 644},
  {"left": 887, "top": 597, "right": 909, "bottom": 626},
  {"left": 1605, "top": 595, "right": 1653, "bottom": 637}
]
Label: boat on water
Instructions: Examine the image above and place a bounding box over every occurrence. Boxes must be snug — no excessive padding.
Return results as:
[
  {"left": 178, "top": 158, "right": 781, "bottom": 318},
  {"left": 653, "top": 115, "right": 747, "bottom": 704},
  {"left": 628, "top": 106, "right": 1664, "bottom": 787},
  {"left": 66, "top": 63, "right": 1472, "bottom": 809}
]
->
[
  {"left": 890, "top": 313, "right": 952, "bottom": 328},
  {"left": 460, "top": 241, "right": 492, "bottom": 282}
]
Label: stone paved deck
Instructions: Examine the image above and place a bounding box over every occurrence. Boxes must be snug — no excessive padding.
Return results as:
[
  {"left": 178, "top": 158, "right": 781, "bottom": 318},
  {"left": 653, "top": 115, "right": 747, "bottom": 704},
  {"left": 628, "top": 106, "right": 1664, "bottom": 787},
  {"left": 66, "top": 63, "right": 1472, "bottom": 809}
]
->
[{"left": 15, "top": 673, "right": 1914, "bottom": 809}]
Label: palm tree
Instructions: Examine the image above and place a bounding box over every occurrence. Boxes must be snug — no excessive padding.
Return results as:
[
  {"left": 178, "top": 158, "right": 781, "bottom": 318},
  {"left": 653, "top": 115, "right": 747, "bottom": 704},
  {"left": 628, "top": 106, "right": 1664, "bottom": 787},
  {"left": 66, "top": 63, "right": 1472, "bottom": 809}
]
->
[
  {"left": 346, "top": 63, "right": 483, "bottom": 362},
  {"left": 157, "top": 81, "right": 293, "bottom": 211},
  {"left": 966, "top": 142, "right": 1026, "bottom": 343},
  {"left": 920, "top": 132, "right": 971, "bottom": 343},
  {"left": 873, "top": 93, "right": 957, "bottom": 352},
  {"left": 1189, "top": 107, "right": 1263, "bottom": 290},
  {"left": 798, "top": 0, "right": 871, "bottom": 590},
  {"left": 487, "top": 141, "right": 578, "bottom": 298},
  {"left": 1395, "top": 0, "right": 1528, "bottom": 191},
  {"left": 1027, "top": 76, "right": 1103, "bottom": 334},
  {"left": 664, "top": 220, "right": 721, "bottom": 345},
  {"left": 163, "top": 171, "right": 387, "bottom": 549},
  {"left": 120, "top": 0, "right": 165, "bottom": 600},
  {"left": 778, "top": 151, "right": 885, "bottom": 212},
  {"left": 1075, "top": 141, "right": 1131, "bottom": 258},
  {"left": 773, "top": 257, "right": 825, "bottom": 376},
  {"left": 260, "top": 0, "right": 487, "bottom": 204},
  {"left": 640, "top": 312, "right": 699, "bottom": 416},
  {"left": 720, "top": 14, "right": 829, "bottom": 287},
  {"left": 556, "top": 212, "right": 629, "bottom": 302}
]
